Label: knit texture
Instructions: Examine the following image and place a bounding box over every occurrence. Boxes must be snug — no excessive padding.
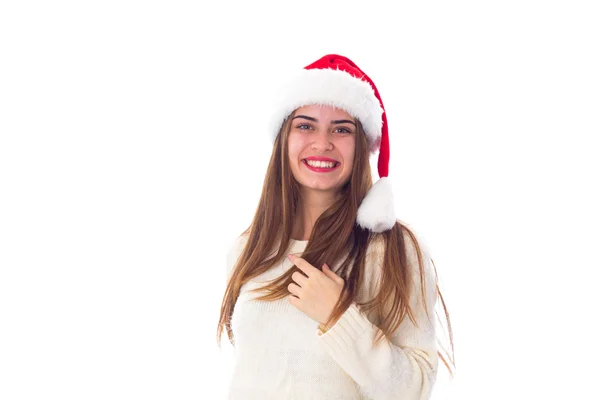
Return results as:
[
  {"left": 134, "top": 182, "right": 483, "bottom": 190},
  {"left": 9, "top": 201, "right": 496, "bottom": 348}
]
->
[{"left": 223, "top": 230, "right": 438, "bottom": 400}]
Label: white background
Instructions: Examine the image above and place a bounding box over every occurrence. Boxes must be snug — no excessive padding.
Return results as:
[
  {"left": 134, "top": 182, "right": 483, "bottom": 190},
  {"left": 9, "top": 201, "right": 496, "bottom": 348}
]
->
[{"left": 1, "top": 1, "right": 599, "bottom": 399}]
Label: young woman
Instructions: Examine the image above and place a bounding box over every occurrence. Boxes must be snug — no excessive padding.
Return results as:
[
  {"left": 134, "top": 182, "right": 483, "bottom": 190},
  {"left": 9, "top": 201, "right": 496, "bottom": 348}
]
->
[{"left": 217, "top": 54, "right": 455, "bottom": 399}]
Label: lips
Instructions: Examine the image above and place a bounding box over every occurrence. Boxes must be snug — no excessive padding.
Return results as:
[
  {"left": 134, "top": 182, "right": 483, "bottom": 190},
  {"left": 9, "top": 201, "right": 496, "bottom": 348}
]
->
[
  {"left": 304, "top": 156, "right": 339, "bottom": 163},
  {"left": 302, "top": 159, "right": 341, "bottom": 172}
]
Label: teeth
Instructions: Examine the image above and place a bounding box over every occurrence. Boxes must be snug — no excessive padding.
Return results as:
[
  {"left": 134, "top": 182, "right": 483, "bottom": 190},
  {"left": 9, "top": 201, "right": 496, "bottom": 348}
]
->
[{"left": 306, "top": 160, "right": 336, "bottom": 168}]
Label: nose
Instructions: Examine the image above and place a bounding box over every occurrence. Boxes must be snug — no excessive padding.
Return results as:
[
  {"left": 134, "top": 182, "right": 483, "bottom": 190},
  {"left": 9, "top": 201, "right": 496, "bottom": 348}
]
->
[{"left": 310, "top": 130, "right": 333, "bottom": 153}]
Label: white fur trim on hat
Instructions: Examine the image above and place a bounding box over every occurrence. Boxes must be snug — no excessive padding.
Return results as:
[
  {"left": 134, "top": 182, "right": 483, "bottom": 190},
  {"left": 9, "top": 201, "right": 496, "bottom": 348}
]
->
[
  {"left": 356, "top": 177, "right": 396, "bottom": 232},
  {"left": 269, "top": 68, "right": 384, "bottom": 148}
]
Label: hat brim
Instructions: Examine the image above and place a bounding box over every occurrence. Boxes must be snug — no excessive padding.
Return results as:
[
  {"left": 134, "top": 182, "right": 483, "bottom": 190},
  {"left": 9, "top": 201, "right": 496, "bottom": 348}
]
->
[{"left": 269, "top": 68, "right": 383, "bottom": 150}]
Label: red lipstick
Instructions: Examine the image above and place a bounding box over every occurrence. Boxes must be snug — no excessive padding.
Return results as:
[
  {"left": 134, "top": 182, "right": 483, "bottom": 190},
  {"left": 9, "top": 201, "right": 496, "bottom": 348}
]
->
[
  {"left": 302, "top": 157, "right": 341, "bottom": 173},
  {"left": 304, "top": 156, "right": 339, "bottom": 163}
]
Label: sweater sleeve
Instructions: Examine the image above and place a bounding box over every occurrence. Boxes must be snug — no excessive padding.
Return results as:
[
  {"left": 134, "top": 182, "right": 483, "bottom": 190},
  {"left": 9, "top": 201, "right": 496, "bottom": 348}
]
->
[{"left": 315, "top": 230, "right": 439, "bottom": 400}]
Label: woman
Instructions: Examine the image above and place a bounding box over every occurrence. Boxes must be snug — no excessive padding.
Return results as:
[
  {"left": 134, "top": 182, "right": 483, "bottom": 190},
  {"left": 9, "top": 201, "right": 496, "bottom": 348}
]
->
[{"left": 217, "top": 54, "right": 455, "bottom": 399}]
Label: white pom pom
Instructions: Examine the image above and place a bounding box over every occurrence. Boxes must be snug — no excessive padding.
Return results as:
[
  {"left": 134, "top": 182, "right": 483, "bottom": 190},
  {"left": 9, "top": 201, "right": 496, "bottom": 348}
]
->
[{"left": 356, "top": 177, "right": 396, "bottom": 232}]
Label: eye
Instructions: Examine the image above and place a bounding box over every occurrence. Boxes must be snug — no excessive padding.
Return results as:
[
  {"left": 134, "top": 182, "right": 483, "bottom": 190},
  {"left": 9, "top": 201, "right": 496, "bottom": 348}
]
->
[
  {"left": 335, "top": 127, "right": 353, "bottom": 134},
  {"left": 296, "top": 123, "right": 312, "bottom": 130}
]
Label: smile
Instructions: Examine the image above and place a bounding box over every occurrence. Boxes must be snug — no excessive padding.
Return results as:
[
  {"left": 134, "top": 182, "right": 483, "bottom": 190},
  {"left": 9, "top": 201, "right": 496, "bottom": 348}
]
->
[{"left": 302, "top": 159, "right": 341, "bottom": 172}]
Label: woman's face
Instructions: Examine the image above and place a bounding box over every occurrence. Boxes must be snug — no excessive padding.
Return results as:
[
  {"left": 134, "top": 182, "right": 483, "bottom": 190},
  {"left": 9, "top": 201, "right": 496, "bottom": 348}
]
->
[{"left": 287, "top": 104, "right": 357, "bottom": 195}]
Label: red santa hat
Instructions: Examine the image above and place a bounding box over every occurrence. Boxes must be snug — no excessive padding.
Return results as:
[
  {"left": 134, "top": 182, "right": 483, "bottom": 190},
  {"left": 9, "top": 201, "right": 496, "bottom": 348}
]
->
[{"left": 269, "top": 54, "right": 396, "bottom": 233}]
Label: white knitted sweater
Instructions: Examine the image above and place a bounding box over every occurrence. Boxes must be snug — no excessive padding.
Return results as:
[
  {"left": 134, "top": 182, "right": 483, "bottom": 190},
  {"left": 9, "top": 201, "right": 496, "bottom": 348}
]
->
[{"left": 223, "top": 231, "right": 438, "bottom": 400}]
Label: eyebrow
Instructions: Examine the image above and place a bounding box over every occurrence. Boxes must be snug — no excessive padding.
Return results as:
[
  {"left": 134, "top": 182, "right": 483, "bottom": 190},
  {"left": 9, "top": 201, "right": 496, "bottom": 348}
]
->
[{"left": 292, "top": 115, "right": 357, "bottom": 127}]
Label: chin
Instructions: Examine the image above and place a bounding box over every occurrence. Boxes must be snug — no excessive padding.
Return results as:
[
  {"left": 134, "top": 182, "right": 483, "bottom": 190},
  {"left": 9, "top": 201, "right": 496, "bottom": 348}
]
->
[
  {"left": 300, "top": 181, "right": 343, "bottom": 193},
  {"left": 291, "top": 170, "right": 350, "bottom": 193}
]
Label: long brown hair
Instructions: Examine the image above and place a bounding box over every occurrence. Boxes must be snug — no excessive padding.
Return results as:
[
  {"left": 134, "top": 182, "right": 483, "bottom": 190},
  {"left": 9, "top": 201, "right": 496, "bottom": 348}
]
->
[{"left": 216, "top": 111, "right": 456, "bottom": 377}]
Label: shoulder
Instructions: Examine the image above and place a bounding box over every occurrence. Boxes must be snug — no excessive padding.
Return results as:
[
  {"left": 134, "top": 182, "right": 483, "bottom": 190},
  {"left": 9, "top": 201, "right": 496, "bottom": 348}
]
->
[
  {"left": 402, "top": 223, "right": 433, "bottom": 266},
  {"left": 227, "top": 231, "right": 249, "bottom": 255},
  {"left": 372, "top": 222, "right": 438, "bottom": 318},
  {"left": 225, "top": 231, "right": 250, "bottom": 280},
  {"left": 400, "top": 223, "right": 438, "bottom": 309},
  {"left": 366, "top": 222, "right": 436, "bottom": 284},
  {"left": 364, "top": 222, "right": 431, "bottom": 262}
]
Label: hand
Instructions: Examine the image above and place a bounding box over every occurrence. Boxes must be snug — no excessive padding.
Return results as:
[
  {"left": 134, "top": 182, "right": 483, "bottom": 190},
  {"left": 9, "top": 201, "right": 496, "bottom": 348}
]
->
[{"left": 286, "top": 254, "right": 345, "bottom": 327}]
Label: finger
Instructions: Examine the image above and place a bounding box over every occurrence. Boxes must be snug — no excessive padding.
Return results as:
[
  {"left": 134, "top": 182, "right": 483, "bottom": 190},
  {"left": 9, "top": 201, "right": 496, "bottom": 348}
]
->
[
  {"left": 323, "top": 263, "right": 341, "bottom": 280},
  {"left": 287, "top": 282, "right": 301, "bottom": 297},
  {"left": 322, "top": 263, "right": 334, "bottom": 278},
  {"left": 288, "top": 254, "right": 318, "bottom": 278},
  {"left": 288, "top": 294, "right": 300, "bottom": 307},
  {"left": 291, "top": 271, "right": 308, "bottom": 286}
]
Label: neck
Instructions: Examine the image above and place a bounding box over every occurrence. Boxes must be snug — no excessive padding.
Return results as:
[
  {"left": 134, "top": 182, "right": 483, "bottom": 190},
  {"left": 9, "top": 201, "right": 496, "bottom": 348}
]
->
[{"left": 292, "top": 189, "right": 338, "bottom": 241}]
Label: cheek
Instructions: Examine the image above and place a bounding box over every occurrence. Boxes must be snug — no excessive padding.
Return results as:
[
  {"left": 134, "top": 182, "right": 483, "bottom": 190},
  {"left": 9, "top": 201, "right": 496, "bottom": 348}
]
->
[
  {"left": 343, "top": 141, "right": 356, "bottom": 167},
  {"left": 287, "top": 135, "right": 306, "bottom": 161}
]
